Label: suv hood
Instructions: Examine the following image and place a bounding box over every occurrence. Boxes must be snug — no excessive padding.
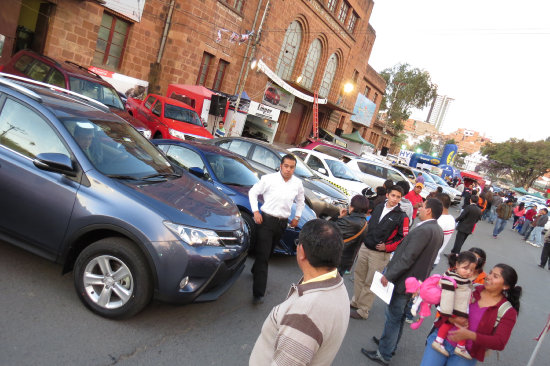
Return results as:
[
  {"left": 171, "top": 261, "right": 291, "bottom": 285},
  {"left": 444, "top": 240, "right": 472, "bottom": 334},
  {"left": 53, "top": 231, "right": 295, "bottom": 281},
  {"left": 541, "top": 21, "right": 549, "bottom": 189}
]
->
[
  {"left": 121, "top": 174, "right": 241, "bottom": 230},
  {"left": 302, "top": 176, "right": 347, "bottom": 200},
  {"left": 166, "top": 118, "right": 213, "bottom": 138}
]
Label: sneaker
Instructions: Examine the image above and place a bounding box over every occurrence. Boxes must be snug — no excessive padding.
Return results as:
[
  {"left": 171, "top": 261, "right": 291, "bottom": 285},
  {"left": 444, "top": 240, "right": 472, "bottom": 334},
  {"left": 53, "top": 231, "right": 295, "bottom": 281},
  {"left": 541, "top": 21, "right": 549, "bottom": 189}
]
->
[
  {"left": 350, "top": 309, "right": 367, "bottom": 320},
  {"left": 252, "top": 296, "right": 264, "bottom": 305},
  {"left": 493, "top": 235, "right": 497, "bottom": 239},
  {"left": 361, "top": 348, "right": 390, "bottom": 365},
  {"left": 526, "top": 241, "right": 535, "bottom": 246},
  {"left": 534, "top": 244, "right": 542, "bottom": 248},
  {"left": 405, "top": 317, "right": 414, "bottom": 324},
  {"left": 431, "top": 341, "right": 450, "bottom": 357},
  {"left": 538, "top": 264, "right": 545, "bottom": 268},
  {"left": 454, "top": 347, "right": 473, "bottom": 360}
]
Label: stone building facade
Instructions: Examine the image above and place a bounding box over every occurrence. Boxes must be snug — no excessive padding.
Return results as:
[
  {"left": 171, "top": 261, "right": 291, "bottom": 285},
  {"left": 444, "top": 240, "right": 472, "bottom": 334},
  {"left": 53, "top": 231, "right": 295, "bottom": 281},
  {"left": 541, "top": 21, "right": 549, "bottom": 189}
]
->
[{"left": 1, "top": 0, "right": 389, "bottom": 148}]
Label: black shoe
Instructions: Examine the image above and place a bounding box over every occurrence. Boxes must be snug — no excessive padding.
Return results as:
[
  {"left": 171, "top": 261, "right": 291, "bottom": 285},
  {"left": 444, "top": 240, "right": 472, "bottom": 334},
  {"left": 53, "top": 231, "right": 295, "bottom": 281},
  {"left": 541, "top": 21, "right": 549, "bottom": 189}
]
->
[
  {"left": 350, "top": 304, "right": 358, "bottom": 310},
  {"left": 361, "top": 348, "right": 390, "bottom": 365},
  {"left": 538, "top": 264, "right": 545, "bottom": 268},
  {"left": 252, "top": 296, "right": 264, "bottom": 305},
  {"left": 372, "top": 337, "right": 395, "bottom": 356}
]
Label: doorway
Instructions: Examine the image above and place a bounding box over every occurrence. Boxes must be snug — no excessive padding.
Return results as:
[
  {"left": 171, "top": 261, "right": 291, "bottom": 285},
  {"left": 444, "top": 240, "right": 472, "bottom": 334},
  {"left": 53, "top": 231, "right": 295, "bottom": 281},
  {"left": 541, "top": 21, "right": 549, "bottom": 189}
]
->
[
  {"left": 14, "top": 0, "right": 52, "bottom": 55},
  {"left": 280, "top": 101, "right": 306, "bottom": 145}
]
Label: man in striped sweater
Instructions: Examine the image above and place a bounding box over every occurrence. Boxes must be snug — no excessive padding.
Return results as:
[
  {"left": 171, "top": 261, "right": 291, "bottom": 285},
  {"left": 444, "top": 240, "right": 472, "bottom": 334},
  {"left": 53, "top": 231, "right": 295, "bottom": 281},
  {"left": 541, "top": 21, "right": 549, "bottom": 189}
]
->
[{"left": 249, "top": 219, "right": 349, "bottom": 366}]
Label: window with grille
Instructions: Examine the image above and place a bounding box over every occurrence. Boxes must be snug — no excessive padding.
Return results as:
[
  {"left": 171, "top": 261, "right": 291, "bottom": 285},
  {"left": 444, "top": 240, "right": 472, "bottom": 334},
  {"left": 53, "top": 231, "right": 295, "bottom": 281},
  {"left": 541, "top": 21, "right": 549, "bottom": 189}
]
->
[
  {"left": 197, "top": 53, "right": 213, "bottom": 86},
  {"left": 220, "top": 0, "right": 244, "bottom": 12},
  {"left": 275, "top": 21, "right": 302, "bottom": 80},
  {"left": 364, "top": 84, "right": 371, "bottom": 96},
  {"left": 93, "top": 13, "right": 130, "bottom": 69},
  {"left": 327, "top": 0, "right": 337, "bottom": 12},
  {"left": 338, "top": 1, "right": 350, "bottom": 23},
  {"left": 212, "top": 60, "right": 229, "bottom": 90},
  {"left": 318, "top": 53, "right": 338, "bottom": 98},
  {"left": 300, "top": 39, "right": 322, "bottom": 89},
  {"left": 348, "top": 12, "right": 358, "bottom": 33}
]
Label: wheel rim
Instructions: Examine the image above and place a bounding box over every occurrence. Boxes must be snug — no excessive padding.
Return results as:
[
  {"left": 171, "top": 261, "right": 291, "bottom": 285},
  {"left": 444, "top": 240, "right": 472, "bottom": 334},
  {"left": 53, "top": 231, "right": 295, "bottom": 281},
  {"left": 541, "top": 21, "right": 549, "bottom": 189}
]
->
[{"left": 83, "top": 255, "right": 134, "bottom": 309}]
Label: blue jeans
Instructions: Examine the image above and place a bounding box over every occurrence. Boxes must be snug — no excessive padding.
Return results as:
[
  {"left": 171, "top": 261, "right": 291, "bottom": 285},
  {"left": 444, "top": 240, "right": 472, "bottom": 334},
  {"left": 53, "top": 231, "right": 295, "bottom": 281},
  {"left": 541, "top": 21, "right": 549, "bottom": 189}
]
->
[
  {"left": 378, "top": 292, "right": 411, "bottom": 360},
  {"left": 488, "top": 206, "right": 497, "bottom": 223},
  {"left": 492, "top": 217, "right": 508, "bottom": 237},
  {"left": 420, "top": 330, "right": 478, "bottom": 366},
  {"left": 528, "top": 226, "right": 543, "bottom": 245},
  {"left": 520, "top": 219, "right": 532, "bottom": 235}
]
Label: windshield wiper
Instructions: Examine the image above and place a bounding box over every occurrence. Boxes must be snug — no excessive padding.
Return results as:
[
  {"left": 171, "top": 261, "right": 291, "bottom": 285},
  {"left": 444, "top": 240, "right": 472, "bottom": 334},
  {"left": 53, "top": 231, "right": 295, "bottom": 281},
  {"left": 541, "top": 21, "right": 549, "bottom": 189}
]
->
[
  {"left": 141, "top": 172, "right": 181, "bottom": 180},
  {"left": 223, "top": 182, "right": 249, "bottom": 187},
  {"left": 106, "top": 174, "right": 140, "bottom": 180}
]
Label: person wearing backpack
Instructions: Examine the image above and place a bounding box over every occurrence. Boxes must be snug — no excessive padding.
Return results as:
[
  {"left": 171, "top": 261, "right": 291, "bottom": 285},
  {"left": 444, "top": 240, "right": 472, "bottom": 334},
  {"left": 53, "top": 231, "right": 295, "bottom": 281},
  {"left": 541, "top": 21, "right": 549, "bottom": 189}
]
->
[{"left": 420, "top": 264, "right": 521, "bottom": 365}]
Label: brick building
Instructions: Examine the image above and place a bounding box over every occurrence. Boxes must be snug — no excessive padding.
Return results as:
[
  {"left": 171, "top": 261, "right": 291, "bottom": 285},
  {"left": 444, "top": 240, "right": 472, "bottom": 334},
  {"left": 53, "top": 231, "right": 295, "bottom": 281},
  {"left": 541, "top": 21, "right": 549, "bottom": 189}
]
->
[
  {"left": 1, "top": 0, "right": 388, "bottom": 148},
  {"left": 445, "top": 128, "right": 490, "bottom": 155}
]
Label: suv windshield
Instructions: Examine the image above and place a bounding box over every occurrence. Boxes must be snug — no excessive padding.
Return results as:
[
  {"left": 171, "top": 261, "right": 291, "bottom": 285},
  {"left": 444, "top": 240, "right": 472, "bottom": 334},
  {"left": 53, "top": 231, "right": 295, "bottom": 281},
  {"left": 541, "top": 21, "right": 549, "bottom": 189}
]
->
[
  {"left": 63, "top": 118, "right": 175, "bottom": 177},
  {"left": 430, "top": 173, "right": 449, "bottom": 186},
  {"left": 69, "top": 77, "right": 124, "bottom": 110},
  {"left": 278, "top": 152, "right": 314, "bottom": 178},
  {"left": 205, "top": 153, "right": 259, "bottom": 186},
  {"left": 416, "top": 171, "right": 436, "bottom": 184},
  {"left": 165, "top": 104, "right": 202, "bottom": 126},
  {"left": 326, "top": 159, "right": 360, "bottom": 181}
]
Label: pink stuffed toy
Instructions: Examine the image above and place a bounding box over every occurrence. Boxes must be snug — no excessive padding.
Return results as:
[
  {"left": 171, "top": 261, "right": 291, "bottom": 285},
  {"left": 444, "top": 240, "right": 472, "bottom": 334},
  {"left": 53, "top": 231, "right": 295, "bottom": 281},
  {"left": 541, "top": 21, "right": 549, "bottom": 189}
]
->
[{"left": 405, "top": 275, "right": 456, "bottom": 330}]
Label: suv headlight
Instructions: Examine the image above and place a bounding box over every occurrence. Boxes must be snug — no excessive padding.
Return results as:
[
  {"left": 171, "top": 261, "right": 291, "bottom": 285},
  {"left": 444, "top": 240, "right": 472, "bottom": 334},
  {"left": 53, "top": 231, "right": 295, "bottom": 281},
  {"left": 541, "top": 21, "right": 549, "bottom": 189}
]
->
[
  {"left": 169, "top": 128, "right": 186, "bottom": 140},
  {"left": 142, "top": 129, "right": 152, "bottom": 139},
  {"left": 163, "top": 221, "right": 221, "bottom": 246}
]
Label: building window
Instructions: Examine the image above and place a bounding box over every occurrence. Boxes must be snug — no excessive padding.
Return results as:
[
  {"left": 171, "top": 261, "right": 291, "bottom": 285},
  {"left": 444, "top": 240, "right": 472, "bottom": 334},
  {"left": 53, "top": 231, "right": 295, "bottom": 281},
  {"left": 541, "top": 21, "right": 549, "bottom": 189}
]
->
[
  {"left": 220, "top": 0, "right": 244, "bottom": 12},
  {"left": 327, "top": 0, "right": 337, "bottom": 12},
  {"left": 373, "top": 92, "right": 379, "bottom": 103},
  {"left": 276, "top": 21, "right": 302, "bottom": 80},
  {"left": 338, "top": 1, "right": 350, "bottom": 23},
  {"left": 352, "top": 70, "right": 359, "bottom": 83},
  {"left": 364, "top": 85, "right": 371, "bottom": 97},
  {"left": 197, "top": 52, "right": 213, "bottom": 86},
  {"left": 300, "top": 39, "right": 322, "bottom": 89},
  {"left": 93, "top": 13, "right": 130, "bottom": 69},
  {"left": 212, "top": 60, "right": 229, "bottom": 90},
  {"left": 348, "top": 12, "right": 358, "bottom": 33},
  {"left": 318, "top": 53, "right": 338, "bottom": 98}
]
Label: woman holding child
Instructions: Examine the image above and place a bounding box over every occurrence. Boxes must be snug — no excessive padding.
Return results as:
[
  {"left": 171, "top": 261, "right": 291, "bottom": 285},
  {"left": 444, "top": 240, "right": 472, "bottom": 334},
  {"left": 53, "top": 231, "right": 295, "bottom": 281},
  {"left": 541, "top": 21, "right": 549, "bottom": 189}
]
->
[{"left": 420, "top": 263, "right": 521, "bottom": 365}]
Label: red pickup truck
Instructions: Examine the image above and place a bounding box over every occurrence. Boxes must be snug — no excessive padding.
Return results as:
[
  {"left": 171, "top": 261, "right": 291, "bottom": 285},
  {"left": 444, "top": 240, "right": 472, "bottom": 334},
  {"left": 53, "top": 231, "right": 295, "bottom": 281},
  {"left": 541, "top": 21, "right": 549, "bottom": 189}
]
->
[{"left": 126, "top": 94, "right": 213, "bottom": 140}]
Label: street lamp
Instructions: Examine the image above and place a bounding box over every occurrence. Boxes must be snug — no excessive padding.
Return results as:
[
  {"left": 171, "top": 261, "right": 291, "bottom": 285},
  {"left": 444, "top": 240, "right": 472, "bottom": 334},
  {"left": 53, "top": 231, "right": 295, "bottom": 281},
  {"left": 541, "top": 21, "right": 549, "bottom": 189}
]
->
[
  {"left": 343, "top": 82, "right": 354, "bottom": 94},
  {"left": 416, "top": 148, "right": 422, "bottom": 154}
]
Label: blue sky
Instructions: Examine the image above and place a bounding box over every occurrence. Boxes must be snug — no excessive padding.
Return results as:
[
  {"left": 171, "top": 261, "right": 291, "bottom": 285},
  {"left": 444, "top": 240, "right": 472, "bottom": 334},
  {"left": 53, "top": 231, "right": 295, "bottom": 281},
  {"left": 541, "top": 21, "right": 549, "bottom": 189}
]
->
[{"left": 368, "top": 0, "right": 550, "bottom": 142}]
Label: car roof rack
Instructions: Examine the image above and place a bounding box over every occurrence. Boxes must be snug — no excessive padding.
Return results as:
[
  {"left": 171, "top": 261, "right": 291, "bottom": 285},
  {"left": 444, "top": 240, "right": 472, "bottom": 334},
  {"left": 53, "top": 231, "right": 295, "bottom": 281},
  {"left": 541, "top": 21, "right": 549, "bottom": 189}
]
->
[
  {"left": 0, "top": 72, "right": 109, "bottom": 112},
  {"left": 64, "top": 61, "right": 102, "bottom": 79},
  {"left": 0, "top": 73, "right": 42, "bottom": 102}
]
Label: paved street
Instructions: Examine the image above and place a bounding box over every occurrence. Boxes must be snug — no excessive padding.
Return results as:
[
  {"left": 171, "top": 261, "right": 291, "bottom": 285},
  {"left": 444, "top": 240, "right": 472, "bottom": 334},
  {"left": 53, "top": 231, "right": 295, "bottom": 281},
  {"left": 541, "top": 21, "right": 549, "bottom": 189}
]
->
[{"left": 1, "top": 207, "right": 549, "bottom": 366}]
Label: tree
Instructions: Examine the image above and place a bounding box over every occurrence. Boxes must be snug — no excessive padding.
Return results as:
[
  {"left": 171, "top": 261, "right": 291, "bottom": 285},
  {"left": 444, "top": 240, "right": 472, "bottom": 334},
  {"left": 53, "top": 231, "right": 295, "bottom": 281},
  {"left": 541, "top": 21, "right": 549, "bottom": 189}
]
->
[
  {"left": 380, "top": 63, "right": 438, "bottom": 132},
  {"left": 481, "top": 139, "right": 550, "bottom": 189},
  {"left": 415, "top": 136, "right": 433, "bottom": 154},
  {"left": 444, "top": 138, "right": 456, "bottom": 145},
  {"left": 475, "top": 159, "right": 510, "bottom": 182},
  {"left": 392, "top": 133, "right": 407, "bottom": 148}
]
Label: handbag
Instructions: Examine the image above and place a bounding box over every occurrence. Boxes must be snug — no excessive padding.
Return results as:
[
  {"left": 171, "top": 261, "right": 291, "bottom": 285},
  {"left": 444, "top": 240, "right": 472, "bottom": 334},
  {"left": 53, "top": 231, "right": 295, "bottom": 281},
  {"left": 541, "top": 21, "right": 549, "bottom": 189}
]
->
[{"left": 343, "top": 222, "right": 368, "bottom": 244}]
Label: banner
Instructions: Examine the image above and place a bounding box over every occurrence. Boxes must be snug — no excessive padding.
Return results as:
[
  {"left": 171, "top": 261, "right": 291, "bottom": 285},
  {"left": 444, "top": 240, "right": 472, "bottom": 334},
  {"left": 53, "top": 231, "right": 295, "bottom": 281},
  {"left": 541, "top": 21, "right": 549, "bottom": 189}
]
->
[
  {"left": 103, "top": 0, "right": 146, "bottom": 22},
  {"left": 262, "top": 82, "right": 295, "bottom": 113},
  {"left": 88, "top": 66, "right": 148, "bottom": 100},
  {"left": 351, "top": 93, "right": 376, "bottom": 127},
  {"left": 248, "top": 101, "right": 280, "bottom": 121},
  {"left": 257, "top": 60, "right": 327, "bottom": 104}
]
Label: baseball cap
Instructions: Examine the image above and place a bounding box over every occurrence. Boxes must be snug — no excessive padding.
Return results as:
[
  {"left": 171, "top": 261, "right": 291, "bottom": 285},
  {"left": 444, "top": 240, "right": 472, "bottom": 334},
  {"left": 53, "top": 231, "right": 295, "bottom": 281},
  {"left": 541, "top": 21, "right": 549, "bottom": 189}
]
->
[{"left": 415, "top": 182, "right": 424, "bottom": 189}]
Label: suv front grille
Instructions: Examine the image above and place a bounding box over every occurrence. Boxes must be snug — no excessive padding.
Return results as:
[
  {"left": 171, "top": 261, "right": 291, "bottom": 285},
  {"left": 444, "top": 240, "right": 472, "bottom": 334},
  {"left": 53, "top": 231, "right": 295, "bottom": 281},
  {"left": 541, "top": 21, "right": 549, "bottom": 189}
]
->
[{"left": 215, "top": 229, "right": 245, "bottom": 246}]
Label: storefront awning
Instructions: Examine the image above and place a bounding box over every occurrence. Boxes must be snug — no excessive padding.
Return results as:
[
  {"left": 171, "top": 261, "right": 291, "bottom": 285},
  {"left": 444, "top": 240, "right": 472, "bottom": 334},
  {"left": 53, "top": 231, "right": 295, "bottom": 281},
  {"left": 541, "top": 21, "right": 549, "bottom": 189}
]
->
[
  {"left": 341, "top": 131, "right": 375, "bottom": 147},
  {"left": 284, "top": 81, "right": 354, "bottom": 114}
]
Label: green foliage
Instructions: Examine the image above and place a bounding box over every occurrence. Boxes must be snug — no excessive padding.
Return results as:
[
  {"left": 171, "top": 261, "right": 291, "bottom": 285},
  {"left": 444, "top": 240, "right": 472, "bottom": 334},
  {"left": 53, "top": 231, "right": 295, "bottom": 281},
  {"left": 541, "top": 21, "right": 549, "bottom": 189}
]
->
[
  {"left": 380, "top": 63, "right": 438, "bottom": 133},
  {"left": 414, "top": 136, "right": 433, "bottom": 153},
  {"left": 391, "top": 133, "right": 406, "bottom": 147},
  {"left": 481, "top": 139, "right": 550, "bottom": 189},
  {"left": 445, "top": 138, "right": 456, "bottom": 145}
]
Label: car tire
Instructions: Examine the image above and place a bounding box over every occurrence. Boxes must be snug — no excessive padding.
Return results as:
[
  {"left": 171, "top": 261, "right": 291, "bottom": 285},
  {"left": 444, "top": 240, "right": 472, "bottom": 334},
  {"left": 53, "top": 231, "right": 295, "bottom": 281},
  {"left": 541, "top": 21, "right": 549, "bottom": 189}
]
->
[
  {"left": 153, "top": 131, "right": 162, "bottom": 139},
  {"left": 241, "top": 211, "right": 256, "bottom": 254},
  {"left": 74, "top": 237, "right": 153, "bottom": 319}
]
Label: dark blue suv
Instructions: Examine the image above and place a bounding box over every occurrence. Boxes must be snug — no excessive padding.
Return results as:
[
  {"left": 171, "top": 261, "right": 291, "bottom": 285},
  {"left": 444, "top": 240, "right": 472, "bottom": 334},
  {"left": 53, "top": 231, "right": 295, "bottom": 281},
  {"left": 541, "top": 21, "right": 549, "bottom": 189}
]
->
[{"left": 0, "top": 74, "right": 248, "bottom": 319}]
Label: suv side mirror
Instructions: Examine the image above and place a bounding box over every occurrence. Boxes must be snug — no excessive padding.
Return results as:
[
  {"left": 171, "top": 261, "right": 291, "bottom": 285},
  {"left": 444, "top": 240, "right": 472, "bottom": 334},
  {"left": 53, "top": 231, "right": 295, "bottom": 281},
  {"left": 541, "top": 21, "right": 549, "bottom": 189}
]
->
[
  {"left": 33, "top": 153, "right": 77, "bottom": 177},
  {"left": 189, "top": 166, "right": 205, "bottom": 178},
  {"left": 317, "top": 167, "right": 327, "bottom": 175}
]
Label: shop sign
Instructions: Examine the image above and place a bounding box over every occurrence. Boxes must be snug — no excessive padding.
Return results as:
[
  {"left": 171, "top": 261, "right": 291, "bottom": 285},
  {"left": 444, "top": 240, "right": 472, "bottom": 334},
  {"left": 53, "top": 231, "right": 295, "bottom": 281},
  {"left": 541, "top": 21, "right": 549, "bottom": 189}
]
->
[
  {"left": 351, "top": 93, "right": 376, "bottom": 127},
  {"left": 261, "top": 81, "right": 295, "bottom": 113},
  {"left": 248, "top": 101, "right": 280, "bottom": 121}
]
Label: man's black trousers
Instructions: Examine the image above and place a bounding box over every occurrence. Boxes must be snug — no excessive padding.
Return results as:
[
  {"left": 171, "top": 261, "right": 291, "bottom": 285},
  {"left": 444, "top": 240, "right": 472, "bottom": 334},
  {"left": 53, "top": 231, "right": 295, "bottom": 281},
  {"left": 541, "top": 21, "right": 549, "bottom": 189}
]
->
[
  {"left": 252, "top": 213, "right": 287, "bottom": 298},
  {"left": 451, "top": 231, "right": 470, "bottom": 254}
]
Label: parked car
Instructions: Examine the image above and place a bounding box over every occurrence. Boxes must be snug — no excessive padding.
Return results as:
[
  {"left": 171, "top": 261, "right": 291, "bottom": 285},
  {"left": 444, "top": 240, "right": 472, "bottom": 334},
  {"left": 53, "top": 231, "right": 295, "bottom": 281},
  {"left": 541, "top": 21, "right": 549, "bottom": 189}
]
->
[
  {"left": 209, "top": 137, "right": 349, "bottom": 218},
  {"left": 126, "top": 94, "right": 213, "bottom": 141},
  {"left": 0, "top": 49, "right": 151, "bottom": 138},
  {"left": 289, "top": 148, "right": 371, "bottom": 199},
  {"left": 0, "top": 74, "right": 248, "bottom": 319},
  {"left": 391, "top": 164, "right": 437, "bottom": 199},
  {"left": 298, "top": 138, "right": 358, "bottom": 159},
  {"left": 153, "top": 139, "right": 316, "bottom": 255},
  {"left": 426, "top": 171, "right": 462, "bottom": 205},
  {"left": 345, "top": 157, "right": 413, "bottom": 191}
]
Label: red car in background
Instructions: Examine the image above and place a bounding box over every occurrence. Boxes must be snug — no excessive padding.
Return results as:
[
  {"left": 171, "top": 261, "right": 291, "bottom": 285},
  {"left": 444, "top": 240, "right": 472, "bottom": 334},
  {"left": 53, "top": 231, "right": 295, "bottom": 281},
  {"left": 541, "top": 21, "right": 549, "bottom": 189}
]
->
[
  {"left": 298, "top": 139, "right": 358, "bottom": 159},
  {"left": 126, "top": 94, "right": 213, "bottom": 141}
]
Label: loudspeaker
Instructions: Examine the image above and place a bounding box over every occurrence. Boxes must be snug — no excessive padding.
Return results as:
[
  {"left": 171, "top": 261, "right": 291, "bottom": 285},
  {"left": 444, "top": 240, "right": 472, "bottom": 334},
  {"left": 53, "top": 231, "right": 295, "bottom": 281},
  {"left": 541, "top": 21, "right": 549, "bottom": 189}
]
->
[
  {"left": 209, "top": 95, "right": 227, "bottom": 117},
  {"left": 381, "top": 146, "right": 389, "bottom": 156}
]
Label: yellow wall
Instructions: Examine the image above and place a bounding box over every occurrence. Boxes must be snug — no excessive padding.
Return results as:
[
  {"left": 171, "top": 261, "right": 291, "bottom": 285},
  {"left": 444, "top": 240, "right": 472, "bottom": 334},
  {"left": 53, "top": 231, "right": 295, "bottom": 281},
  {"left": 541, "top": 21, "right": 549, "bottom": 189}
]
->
[{"left": 18, "top": 0, "right": 45, "bottom": 31}]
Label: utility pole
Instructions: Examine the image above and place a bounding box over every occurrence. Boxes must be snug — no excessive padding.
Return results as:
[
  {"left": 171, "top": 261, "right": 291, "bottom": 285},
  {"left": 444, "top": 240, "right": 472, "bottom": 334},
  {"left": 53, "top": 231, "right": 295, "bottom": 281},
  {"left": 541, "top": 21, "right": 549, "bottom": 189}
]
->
[{"left": 228, "top": 0, "right": 270, "bottom": 136}]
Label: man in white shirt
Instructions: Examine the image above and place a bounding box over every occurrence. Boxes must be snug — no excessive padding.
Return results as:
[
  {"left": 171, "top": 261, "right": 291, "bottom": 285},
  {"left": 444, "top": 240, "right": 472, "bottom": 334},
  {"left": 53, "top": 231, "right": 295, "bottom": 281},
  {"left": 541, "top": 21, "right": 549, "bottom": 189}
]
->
[
  {"left": 249, "top": 154, "right": 305, "bottom": 304},
  {"left": 433, "top": 193, "right": 455, "bottom": 268}
]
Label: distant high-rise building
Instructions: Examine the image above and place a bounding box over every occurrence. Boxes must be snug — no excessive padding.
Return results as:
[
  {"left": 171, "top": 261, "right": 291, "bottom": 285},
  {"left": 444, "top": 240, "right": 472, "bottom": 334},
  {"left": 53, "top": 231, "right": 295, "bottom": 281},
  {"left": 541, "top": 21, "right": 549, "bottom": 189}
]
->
[{"left": 426, "top": 95, "right": 454, "bottom": 131}]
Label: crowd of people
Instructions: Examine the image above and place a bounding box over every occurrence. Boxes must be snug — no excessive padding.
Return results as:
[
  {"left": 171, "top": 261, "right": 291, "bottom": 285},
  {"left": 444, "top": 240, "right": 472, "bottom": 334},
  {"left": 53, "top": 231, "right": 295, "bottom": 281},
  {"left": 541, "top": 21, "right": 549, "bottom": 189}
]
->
[{"left": 246, "top": 154, "right": 525, "bottom": 365}]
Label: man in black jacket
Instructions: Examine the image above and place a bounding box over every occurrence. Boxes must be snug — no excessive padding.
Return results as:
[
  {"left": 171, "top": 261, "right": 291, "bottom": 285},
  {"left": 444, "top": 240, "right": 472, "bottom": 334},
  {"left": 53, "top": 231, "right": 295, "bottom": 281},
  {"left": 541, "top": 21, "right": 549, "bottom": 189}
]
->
[
  {"left": 451, "top": 194, "right": 482, "bottom": 254},
  {"left": 350, "top": 186, "right": 409, "bottom": 320},
  {"left": 362, "top": 198, "right": 444, "bottom": 365}
]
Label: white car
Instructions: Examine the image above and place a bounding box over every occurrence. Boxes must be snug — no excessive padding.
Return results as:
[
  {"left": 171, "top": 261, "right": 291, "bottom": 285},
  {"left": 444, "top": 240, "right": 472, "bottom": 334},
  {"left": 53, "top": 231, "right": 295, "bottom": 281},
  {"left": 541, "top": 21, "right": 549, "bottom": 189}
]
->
[
  {"left": 427, "top": 172, "right": 462, "bottom": 205},
  {"left": 345, "top": 157, "right": 413, "bottom": 192},
  {"left": 289, "top": 148, "right": 370, "bottom": 199},
  {"left": 391, "top": 164, "right": 437, "bottom": 199}
]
